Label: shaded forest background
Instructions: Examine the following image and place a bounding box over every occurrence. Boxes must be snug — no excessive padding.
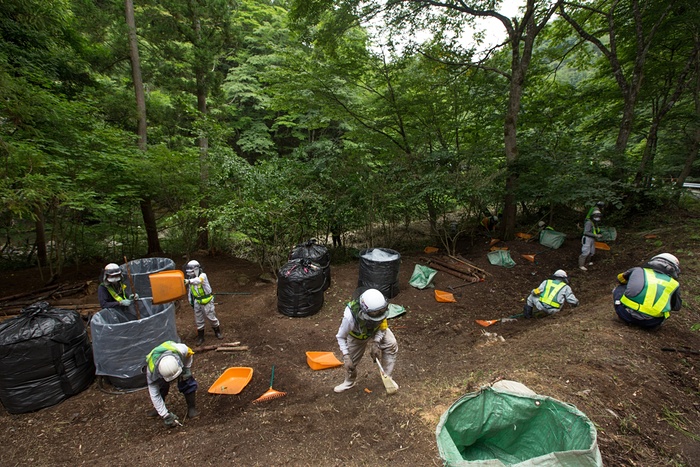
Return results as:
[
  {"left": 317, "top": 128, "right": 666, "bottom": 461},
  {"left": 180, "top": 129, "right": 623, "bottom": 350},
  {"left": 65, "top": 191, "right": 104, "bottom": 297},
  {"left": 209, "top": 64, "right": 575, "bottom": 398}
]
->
[{"left": 2, "top": 0, "right": 699, "bottom": 277}]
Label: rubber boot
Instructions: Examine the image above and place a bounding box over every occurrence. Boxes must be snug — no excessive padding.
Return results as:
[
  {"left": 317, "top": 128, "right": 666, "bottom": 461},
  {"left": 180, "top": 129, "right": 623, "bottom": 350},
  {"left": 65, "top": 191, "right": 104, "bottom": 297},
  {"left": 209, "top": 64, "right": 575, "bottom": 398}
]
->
[
  {"left": 523, "top": 305, "right": 533, "bottom": 319},
  {"left": 184, "top": 392, "right": 200, "bottom": 419},
  {"left": 196, "top": 329, "right": 205, "bottom": 346},
  {"left": 333, "top": 377, "right": 357, "bottom": 393},
  {"left": 213, "top": 326, "right": 223, "bottom": 339}
]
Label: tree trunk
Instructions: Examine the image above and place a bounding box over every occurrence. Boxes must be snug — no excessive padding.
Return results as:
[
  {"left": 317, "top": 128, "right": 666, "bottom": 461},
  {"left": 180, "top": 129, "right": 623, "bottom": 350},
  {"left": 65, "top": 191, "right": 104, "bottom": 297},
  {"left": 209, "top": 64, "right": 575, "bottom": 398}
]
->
[
  {"left": 34, "top": 206, "right": 47, "bottom": 268},
  {"left": 140, "top": 198, "right": 162, "bottom": 255},
  {"left": 195, "top": 40, "right": 210, "bottom": 251},
  {"left": 126, "top": 0, "right": 162, "bottom": 254},
  {"left": 125, "top": 0, "right": 147, "bottom": 150}
]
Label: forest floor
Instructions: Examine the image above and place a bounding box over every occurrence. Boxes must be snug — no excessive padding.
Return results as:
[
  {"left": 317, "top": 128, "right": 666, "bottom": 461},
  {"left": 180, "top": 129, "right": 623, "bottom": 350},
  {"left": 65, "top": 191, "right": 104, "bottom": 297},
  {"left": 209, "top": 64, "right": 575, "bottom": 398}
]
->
[{"left": 1, "top": 209, "right": 700, "bottom": 466}]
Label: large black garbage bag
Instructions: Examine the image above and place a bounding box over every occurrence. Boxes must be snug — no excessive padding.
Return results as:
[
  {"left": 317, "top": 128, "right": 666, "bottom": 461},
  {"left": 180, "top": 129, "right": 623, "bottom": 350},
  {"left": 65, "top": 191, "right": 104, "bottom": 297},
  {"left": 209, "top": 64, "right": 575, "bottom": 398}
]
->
[
  {"left": 358, "top": 248, "right": 401, "bottom": 298},
  {"left": 277, "top": 258, "right": 325, "bottom": 317},
  {"left": 289, "top": 239, "right": 331, "bottom": 291},
  {"left": 0, "top": 301, "right": 95, "bottom": 414}
]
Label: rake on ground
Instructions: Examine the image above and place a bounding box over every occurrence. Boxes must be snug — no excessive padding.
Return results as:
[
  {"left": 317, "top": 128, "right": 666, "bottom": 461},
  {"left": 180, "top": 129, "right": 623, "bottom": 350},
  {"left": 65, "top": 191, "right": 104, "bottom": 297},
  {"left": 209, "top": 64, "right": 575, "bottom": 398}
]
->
[{"left": 253, "top": 366, "right": 287, "bottom": 403}]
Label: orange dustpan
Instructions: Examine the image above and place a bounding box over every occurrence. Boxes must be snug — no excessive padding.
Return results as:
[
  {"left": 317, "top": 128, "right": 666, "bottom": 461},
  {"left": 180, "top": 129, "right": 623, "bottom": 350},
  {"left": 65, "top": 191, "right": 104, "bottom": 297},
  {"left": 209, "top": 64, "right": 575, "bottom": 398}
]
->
[
  {"left": 149, "top": 270, "right": 187, "bottom": 304},
  {"left": 435, "top": 290, "right": 457, "bottom": 303},
  {"left": 208, "top": 367, "right": 253, "bottom": 395},
  {"left": 594, "top": 241, "right": 611, "bottom": 251},
  {"left": 306, "top": 351, "right": 343, "bottom": 370}
]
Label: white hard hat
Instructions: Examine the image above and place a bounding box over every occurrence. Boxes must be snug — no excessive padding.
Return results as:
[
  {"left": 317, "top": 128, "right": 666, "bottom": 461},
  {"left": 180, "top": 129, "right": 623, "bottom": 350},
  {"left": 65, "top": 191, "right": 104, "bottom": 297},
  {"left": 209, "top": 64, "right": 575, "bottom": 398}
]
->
[
  {"left": 649, "top": 253, "right": 680, "bottom": 278},
  {"left": 104, "top": 263, "right": 122, "bottom": 283},
  {"left": 158, "top": 355, "right": 182, "bottom": 382},
  {"left": 185, "top": 260, "right": 201, "bottom": 278},
  {"left": 359, "top": 289, "right": 389, "bottom": 322},
  {"left": 591, "top": 209, "right": 602, "bottom": 221},
  {"left": 652, "top": 253, "right": 679, "bottom": 267},
  {"left": 553, "top": 269, "right": 568, "bottom": 279}
]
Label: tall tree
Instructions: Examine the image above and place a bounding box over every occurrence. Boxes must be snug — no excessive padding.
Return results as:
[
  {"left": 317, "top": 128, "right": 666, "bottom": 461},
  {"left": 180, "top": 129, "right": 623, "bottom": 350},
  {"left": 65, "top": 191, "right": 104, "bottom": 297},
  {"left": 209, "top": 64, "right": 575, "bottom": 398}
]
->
[
  {"left": 558, "top": 0, "right": 675, "bottom": 178},
  {"left": 291, "top": 0, "right": 561, "bottom": 239},
  {"left": 124, "top": 0, "right": 163, "bottom": 254}
]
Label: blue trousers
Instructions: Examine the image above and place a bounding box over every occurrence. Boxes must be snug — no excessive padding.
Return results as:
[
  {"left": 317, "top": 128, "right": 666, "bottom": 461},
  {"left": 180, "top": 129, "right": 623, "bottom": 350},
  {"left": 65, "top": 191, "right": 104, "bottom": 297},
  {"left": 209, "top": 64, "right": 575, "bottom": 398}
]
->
[{"left": 613, "top": 285, "right": 665, "bottom": 329}]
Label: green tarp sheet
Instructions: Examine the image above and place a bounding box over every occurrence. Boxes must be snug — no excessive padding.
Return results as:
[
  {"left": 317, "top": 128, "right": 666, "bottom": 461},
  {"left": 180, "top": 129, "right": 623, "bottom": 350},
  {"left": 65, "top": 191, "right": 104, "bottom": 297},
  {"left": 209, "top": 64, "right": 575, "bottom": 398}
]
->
[
  {"left": 539, "top": 230, "right": 566, "bottom": 249},
  {"left": 409, "top": 264, "right": 437, "bottom": 289},
  {"left": 487, "top": 250, "right": 516, "bottom": 268},
  {"left": 436, "top": 383, "right": 602, "bottom": 466}
]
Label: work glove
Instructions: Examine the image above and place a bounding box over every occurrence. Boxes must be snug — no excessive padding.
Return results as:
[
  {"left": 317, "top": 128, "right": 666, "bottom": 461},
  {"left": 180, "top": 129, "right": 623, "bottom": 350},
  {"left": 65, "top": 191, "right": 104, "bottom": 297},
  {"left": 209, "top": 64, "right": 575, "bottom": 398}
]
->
[
  {"left": 596, "top": 234, "right": 603, "bottom": 240},
  {"left": 119, "top": 299, "right": 133, "bottom": 307},
  {"left": 180, "top": 367, "right": 192, "bottom": 380},
  {"left": 163, "top": 412, "right": 180, "bottom": 428},
  {"left": 343, "top": 354, "right": 355, "bottom": 372},
  {"left": 184, "top": 279, "right": 190, "bottom": 285},
  {"left": 129, "top": 293, "right": 139, "bottom": 301},
  {"left": 368, "top": 341, "right": 382, "bottom": 361}
]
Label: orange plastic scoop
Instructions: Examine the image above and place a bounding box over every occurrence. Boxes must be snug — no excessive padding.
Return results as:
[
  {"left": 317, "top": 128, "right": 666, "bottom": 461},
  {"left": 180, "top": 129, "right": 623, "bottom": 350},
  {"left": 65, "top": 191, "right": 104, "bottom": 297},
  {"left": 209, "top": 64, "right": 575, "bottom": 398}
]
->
[
  {"left": 306, "top": 351, "right": 343, "bottom": 370},
  {"left": 435, "top": 290, "right": 457, "bottom": 303},
  {"left": 594, "top": 241, "right": 611, "bottom": 251},
  {"left": 208, "top": 367, "right": 253, "bottom": 395},
  {"left": 149, "top": 270, "right": 187, "bottom": 304}
]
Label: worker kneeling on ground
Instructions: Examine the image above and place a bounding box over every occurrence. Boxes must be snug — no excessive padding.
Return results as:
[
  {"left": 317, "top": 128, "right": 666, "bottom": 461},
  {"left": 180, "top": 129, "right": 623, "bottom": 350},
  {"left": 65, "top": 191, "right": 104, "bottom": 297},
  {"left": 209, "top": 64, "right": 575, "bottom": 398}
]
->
[
  {"left": 334, "top": 288, "right": 398, "bottom": 393},
  {"left": 523, "top": 269, "right": 579, "bottom": 318},
  {"left": 613, "top": 253, "right": 682, "bottom": 329},
  {"left": 145, "top": 341, "right": 199, "bottom": 428}
]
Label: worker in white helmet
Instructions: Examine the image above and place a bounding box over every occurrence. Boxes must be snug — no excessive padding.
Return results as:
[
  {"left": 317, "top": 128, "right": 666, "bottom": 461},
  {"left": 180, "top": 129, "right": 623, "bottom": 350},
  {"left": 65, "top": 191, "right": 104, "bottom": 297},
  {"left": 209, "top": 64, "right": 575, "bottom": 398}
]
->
[
  {"left": 334, "top": 288, "right": 398, "bottom": 393},
  {"left": 144, "top": 341, "right": 199, "bottom": 428},
  {"left": 523, "top": 269, "right": 579, "bottom": 318},
  {"left": 97, "top": 263, "right": 138, "bottom": 310},
  {"left": 184, "top": 260, "right": 222, "bottom": 346},
  {"left": 613, "top": 253, "right": 682, "bottom": 329}
]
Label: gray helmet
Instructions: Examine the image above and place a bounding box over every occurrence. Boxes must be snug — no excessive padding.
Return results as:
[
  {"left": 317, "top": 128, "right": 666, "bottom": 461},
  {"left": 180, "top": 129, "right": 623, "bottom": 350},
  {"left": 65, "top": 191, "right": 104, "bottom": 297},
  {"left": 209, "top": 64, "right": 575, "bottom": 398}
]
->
[
  {"left": 185, "top": 260, "right": 201, "bottom": 278},
  {"left": 358, "top": 289, "right": 389, "bottom": 323},
  {"left": 104, "top": 263, "right": 122, "bottom": 283},
  {"left": 647, "top": 253, "right": 680, "bottom": 279},
  {"left": 591, "top": 209, "right": 602, "bottom": 222}
]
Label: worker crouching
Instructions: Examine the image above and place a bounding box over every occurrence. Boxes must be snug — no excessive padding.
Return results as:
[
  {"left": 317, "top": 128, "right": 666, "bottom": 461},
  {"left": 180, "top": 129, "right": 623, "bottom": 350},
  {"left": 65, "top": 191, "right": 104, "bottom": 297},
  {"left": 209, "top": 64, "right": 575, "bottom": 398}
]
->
[
  {"left": 613, "top": 253, "right": 682, "bottom": 329},
  {"left": 145, "top": 341, "right": 199, "bottom": 428},
  {"left": 523, "top": 269, "right": 579, "bottom": 318},
  {"left": 334, "top": 288, "right": 398, "bottom": 393}
]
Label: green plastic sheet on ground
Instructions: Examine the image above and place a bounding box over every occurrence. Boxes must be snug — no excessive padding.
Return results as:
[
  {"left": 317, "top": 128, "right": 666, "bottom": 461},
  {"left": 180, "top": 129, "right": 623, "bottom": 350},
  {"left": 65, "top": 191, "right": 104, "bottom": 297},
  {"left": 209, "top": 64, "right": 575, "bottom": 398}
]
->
[
  {"left": 409, "top": 264, "right": 437, "bottom": 289},
  {"left": 386, "top": 304, "right": 406, "bottom": 319},
  {"left": 539, "top": 230, "right": 566, "bottom": 249},
  {"left": 598, "top": 226, "right": 617, "bottom": 241},
  {"left": 436, "top": 384, "right": 602, "bottom": 466},
  {"left": 487, "top": 250, "right": 516, "bottom": 268}
]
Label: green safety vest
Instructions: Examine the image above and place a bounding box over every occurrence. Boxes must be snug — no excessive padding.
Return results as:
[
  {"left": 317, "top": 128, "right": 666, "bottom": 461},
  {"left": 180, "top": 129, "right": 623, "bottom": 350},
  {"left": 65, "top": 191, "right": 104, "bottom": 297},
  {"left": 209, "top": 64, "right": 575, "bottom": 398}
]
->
[
  {"left": 103, "top": 282, "right": 127, "bottom": 302},
  {"left": 146, "top": 341, "right": 181, "bottom": 374},
  {"left": 620, "top": 269, "right": 679, "bottom": 319},
  {"left": 190, "top": 279, "right": 213, "bottom": 305},
  {"left": 348, "top": 300, "right": 383, "bottom": 340},
  {"left": 539, "top": 280, "right": 567, "bottom": 308}
]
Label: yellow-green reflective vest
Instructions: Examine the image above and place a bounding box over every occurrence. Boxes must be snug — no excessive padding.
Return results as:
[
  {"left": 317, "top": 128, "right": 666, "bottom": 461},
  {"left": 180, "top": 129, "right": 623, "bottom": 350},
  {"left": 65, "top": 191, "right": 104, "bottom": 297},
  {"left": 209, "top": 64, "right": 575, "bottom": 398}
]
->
[
  {"left": 348, "top": 301, "right": 384, "bottom": 340},
  {"left": 539, "top": 280, "right": 566, "bottom": 308},
  {"left": 191, "top": 281, "right": 213, "bottom": 305},
  {"left": 620, "top": 269, "right": 679, "bottom": 318},
  {"left": 146, "top": 341, "right": 180, "bottom": 373},
  {"left": 104, "top": 282, "right": 127, "bottom": 302}
]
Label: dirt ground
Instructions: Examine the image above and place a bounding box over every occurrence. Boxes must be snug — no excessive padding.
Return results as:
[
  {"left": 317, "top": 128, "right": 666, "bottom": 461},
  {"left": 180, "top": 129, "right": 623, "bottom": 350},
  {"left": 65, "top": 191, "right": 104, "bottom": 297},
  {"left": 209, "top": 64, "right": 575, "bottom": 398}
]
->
[{"left": 1, "top": 212, "right": 700, "bottom": 466}]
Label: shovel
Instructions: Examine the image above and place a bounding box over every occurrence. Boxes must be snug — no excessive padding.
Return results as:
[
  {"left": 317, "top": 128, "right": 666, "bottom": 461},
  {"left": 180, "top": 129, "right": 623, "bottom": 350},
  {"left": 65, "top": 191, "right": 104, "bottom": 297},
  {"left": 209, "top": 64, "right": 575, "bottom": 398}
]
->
[{"left": 475, "top": 313, "right": 524, "bottom": 327}]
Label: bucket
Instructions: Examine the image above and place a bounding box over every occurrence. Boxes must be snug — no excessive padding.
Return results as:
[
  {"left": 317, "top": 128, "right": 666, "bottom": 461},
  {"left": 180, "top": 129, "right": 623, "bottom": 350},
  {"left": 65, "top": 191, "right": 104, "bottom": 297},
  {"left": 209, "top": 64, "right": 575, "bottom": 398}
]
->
[
  {"left": 277, "top": 258, "right": 325, "bottom": 317},
  {"left": 358, "top": 248, "right": 401, "bottom": 299}
]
